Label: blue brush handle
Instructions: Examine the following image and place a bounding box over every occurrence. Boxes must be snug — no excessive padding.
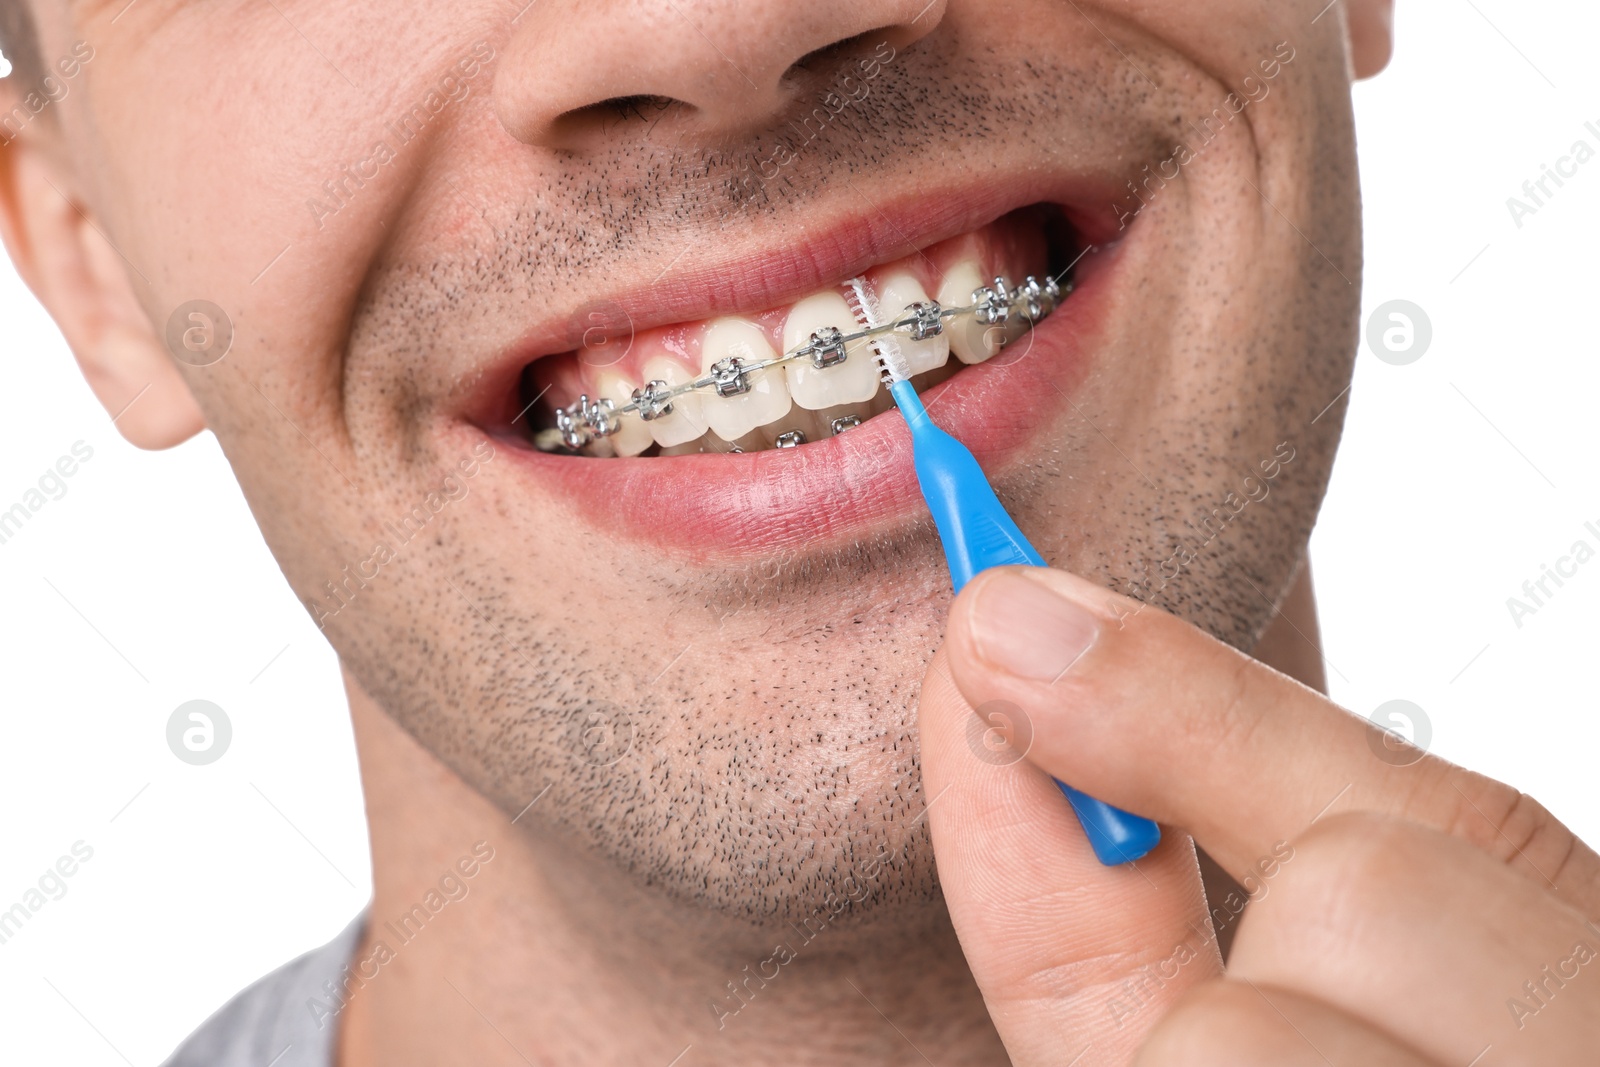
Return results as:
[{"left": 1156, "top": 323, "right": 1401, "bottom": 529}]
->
[{"left": 890, "top": 381, "right": 1160, "bottom": 865}]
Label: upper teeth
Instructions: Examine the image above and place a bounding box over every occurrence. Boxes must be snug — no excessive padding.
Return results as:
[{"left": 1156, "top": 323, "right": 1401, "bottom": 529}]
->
[
  {"left": 699, "top": 318, "right": 790, "bottom": 441},
  {"left": 636, "top": 356, "right": 707, "bottom": 446},
  {"left": 781, "top": 291, "right": 881, "bottom": 412},
  {"left": 877, "top": 271, "right": 949, "bottom": 375},
  {"left": 550, "top": 262, "right": 1065, "bottom": 454}
]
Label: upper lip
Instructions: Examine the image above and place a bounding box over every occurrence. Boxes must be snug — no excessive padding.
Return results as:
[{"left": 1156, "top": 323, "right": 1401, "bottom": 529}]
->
[{"left": 458, "top": 164, "right": 1130, "bottom": 429}]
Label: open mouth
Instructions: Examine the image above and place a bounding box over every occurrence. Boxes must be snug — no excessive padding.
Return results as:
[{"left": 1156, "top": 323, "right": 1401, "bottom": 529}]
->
[
  {"left": 520, "top": 203, "right": 1083, "bottom": 457},
  {"left": 467, "top": 183, "right": 1127, "bottom": 553}
]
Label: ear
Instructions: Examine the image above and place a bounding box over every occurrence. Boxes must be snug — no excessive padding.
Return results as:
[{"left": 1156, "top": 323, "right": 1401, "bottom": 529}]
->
[
  {"left": 1345, "top": 0, "right": 1395, "bottom": 80},
  {"left": 0, "top": 129, "right": 206, "bottom": 450}
]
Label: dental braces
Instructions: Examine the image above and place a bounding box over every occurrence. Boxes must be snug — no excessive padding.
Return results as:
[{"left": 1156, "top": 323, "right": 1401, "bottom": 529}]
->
[{"left": 546, "top": 272, "right": 1070, "bottom": 451}]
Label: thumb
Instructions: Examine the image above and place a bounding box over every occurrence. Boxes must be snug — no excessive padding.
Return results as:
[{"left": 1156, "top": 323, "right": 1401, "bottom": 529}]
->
[
  {"left": 918, "top": 646, "right": 1222, "bottom": 1067},
  {"left": 940, "top": 565, "right": 1600, "bottom": 919}
]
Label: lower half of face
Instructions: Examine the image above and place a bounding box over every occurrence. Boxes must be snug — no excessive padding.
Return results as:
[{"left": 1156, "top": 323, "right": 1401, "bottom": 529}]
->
[{"left": 83, "top": 0, "right": 1362, "bottom": 927}]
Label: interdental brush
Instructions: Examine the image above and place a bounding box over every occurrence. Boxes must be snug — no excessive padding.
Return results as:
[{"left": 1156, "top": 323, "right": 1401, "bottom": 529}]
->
[{"left": 844, "top": 274, "right": 1162, "bottom": 867}]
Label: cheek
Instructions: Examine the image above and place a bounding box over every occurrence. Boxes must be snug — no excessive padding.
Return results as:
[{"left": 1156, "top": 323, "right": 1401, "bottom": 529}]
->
[
  {"left": 85, "top": 1, "right": 500, "bottom": 413},
  {"left": 81, "top": 2, "right": 511, "bottom": 588}
]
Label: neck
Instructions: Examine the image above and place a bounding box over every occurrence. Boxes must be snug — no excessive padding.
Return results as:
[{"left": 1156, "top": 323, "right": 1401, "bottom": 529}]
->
[{"left": 335, "top": 675, "right": 1007, "bottom": 1067}]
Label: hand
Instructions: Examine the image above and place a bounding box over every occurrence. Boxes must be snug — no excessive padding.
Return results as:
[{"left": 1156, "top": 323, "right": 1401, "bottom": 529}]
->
[{"left": 918, "top": 566, "right": 1600, "bottom": 1065}]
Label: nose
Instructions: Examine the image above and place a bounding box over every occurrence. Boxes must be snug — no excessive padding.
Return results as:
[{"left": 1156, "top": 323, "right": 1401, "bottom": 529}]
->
[{"left": 494, "top": 0, "right": 947, "bottom": 145}]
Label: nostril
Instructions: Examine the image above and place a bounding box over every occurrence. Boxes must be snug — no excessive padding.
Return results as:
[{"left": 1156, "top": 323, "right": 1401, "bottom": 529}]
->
[
  {"left": 596, "top": 94, "right": 678, "bottom": 122},
  {"left": 786, "top": 25, "right": 906, "bottom": 78},
  {"left": 499, "top": 2, "right": 944, "bottom": 147},
  {"left": 792, "top": 30, "right": 871, "bottom": 71},
  {"left": 552, "top": 93, "right": 680, "bottom": 136}
]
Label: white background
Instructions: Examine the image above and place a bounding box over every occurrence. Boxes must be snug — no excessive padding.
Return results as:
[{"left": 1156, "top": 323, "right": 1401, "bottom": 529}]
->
[{"left": 2, "top": 3, "right": 1597, "bottom": 1063}]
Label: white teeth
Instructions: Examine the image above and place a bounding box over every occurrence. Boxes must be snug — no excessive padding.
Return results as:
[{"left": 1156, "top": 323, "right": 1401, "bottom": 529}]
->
[
  {"left": 560, "top": 250, "right": 1052, "bottom": 455},
  {"left": 875, "top": 272, "right": 949, "bottom": 376},
  {"left": 700, "top": 317, "right": 791, "bottom": 442},
  {"left": 781, "top": 291, "right": 881, "bottom": 410},
  {"left": 936, "top": 260, "right": 1001, "bottom": 365},
  {"left": 594, "top": 370, "right": 655, "bottom": 457},
  {"left": 639, "top": 356, "right": 708, "bottom": 448}
]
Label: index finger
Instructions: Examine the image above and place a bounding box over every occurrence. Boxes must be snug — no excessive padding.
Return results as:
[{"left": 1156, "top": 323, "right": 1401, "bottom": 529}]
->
[{"left": 942, "top": 566, "right": 1600, "bottom": 914}]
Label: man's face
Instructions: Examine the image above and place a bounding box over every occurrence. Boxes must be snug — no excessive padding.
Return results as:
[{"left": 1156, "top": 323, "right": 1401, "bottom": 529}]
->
[{"left": 13, "top": 0, "right": 1359, "bottom": 923}]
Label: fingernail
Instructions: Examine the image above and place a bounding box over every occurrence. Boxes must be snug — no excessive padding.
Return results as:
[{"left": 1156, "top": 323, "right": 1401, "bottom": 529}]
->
[{"left": 969, "top": 571, "right": 1100, "bottom": 682}]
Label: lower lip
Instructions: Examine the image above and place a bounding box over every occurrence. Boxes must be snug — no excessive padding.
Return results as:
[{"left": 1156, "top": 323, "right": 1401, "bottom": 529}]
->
[{"left": 496, "top": 250, "right": 1116, "bottom": 556}]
